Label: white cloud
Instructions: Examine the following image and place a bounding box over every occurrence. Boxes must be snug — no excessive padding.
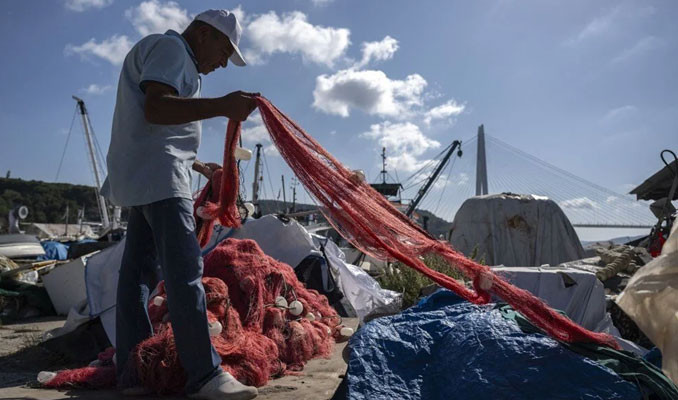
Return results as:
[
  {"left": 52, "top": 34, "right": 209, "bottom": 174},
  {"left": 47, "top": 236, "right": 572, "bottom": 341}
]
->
[
  {"left": 231, "top": 5, "right": 246, "bottom": 25},
  {"left": 125, "top": 0, "right": 191, "bottom": 36},
  {"left": 313, "top": 69, "right": 427, "bottom": 118},
  {"left": 354, "top": 36, "right": 399, "bottom": 69},
  {"left": 565, "top": 4, "right": 655, "bottom": 45},
  {"left": 264, "top": 145, "right": 280, "bottom": 157},
  {"left": 611, "top": 36, "right": 663, "bottom": 64},
  {"left": 65, "top": 0, "right": 113, "bottom": 12},
  {"left": 81, "top": 83, "right": 112, "bottom": 95},
  {"left": 456, "top": 172, "right": 469, "bottom": 186},
  {"left": 311, "top": 0, "right": 334, "bottom": 5},
  {"left": 423, "top": 99, "right": 465, "bottom": 126},
  {"left": 244, "top": 11, "right": 350, "bottom": 67},
  {"left": 241, "top": 111, "right": 270, "bottom": 144},
  {"left": 65, "top": 35, "right": 133, "bottom": 65},
  {"left": 601, "top": 105, "right": 637, "bottom": 123},
  {"left": 559, "top": 197, "right": 599, "bottom": 210},
  {"left": 361, "top": 121, "right": 440, "bottom": 172}
]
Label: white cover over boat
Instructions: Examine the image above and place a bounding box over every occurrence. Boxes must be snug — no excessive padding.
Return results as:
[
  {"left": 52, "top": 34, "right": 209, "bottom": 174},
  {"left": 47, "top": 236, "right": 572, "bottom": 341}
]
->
[{"left": 449, "top": 193, "right": 585, "bottom": 267}]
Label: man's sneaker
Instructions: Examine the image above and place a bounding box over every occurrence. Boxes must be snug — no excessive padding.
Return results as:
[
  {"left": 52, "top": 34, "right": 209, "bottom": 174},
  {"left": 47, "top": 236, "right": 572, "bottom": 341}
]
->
[{"left": 189, "top": 371, "right": 258, "bottom": 400}]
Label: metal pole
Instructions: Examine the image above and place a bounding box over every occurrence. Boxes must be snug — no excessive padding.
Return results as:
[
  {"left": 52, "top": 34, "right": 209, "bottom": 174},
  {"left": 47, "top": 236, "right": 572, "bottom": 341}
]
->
[
  {"left": 381, "top": 147, "right": 387, "bottom": 184},
  {"left": 281, "top": 175, "right": 287, "bottom": 209},
  {"left": 73, "top": 96, "right": 110, "bottom": 228},
  {"left": 252, "top": 144, "right": 263, "bottom": 205}
]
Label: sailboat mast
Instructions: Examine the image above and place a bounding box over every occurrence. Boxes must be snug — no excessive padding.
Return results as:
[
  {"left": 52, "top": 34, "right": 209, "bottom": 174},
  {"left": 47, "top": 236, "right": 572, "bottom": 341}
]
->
[{"left": 72, "top": 96, "right": 110, "bottom": 228}]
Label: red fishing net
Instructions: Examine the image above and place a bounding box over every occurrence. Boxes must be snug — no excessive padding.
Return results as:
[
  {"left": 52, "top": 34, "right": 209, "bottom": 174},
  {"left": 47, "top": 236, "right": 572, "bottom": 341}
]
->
[
  {"left": 44, "top": 95, "right": 619, "bottom": 392},
  {"left": 44, "top": 238, "right": 340, "bottom": 392},
  {"left": 245, "top": 96, "right": 616, "bottom": 349}
]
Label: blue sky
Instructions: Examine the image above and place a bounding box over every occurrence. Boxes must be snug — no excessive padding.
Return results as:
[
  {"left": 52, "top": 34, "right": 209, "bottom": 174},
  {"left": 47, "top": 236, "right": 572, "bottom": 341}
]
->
[{"left": 1, "top": 0, "right": 676, "bottom": 239}]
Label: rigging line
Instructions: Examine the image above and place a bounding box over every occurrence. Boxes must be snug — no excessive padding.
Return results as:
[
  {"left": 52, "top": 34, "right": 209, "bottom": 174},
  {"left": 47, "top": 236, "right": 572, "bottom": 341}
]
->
[
  {"left": 432, "top": 156, "right": 456, "bottom": 215},
  {"left": 261, "top": 147, "right": 277, "bottom": 202},
  {"left": 402, "top": 145, "right": 451, "bottom": 184},
  {"left": 55, "top": 106, "right": 78, "bottom": 182}
]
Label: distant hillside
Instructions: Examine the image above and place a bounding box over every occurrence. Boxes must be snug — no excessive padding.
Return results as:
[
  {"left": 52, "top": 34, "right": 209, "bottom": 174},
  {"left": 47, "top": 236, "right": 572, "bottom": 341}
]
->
[
  {"left": 0, "top": 178, "right": 454, "bottom": 237},
  {"left": 0, "top": 177, "right": 111, "bottom": 232}
]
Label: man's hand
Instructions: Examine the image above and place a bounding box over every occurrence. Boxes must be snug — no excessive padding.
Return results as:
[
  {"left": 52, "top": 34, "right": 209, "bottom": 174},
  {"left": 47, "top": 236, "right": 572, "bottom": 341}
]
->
[
  {"left": 219, "top": 91, "right": 260, "bottom": 121},
  {"left": 192, "top": 160, "right": 221, "bottom": 179}
]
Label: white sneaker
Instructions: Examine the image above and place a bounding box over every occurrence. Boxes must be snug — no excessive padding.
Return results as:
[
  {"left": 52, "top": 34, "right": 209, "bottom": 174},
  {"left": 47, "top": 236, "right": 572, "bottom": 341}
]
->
[{"left": 189, "top": 371, "right": 258, "bottom": 400}]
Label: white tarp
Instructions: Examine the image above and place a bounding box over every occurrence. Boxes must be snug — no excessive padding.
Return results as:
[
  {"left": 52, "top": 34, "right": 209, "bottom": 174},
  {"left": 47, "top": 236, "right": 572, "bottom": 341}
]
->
[
  {"left": 617, "top": 221, "right": 678, "bottom": 384},
  {"left": 449, "top": 193, "right": 585, "bottom": 267},
  {"left": 493, "top": 265, "right": 645, "bottom": 355}
]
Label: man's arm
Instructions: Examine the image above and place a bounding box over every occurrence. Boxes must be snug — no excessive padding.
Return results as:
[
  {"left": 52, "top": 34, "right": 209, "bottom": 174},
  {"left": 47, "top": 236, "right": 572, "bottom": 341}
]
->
[{"left": 144, "top": 81, "right": 259, "bottom": 125}]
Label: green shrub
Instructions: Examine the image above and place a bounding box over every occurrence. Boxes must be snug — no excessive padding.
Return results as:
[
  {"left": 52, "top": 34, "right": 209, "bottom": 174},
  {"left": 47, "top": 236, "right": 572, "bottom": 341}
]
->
[{"left": 378, "top": 253, "right": 466, "bottom": 309}]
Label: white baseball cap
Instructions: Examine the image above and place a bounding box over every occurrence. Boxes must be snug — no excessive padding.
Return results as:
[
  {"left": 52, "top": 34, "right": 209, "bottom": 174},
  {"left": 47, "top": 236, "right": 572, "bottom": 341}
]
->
[{"left": 194, "top": 9, "right": 246, "bottom": 67}]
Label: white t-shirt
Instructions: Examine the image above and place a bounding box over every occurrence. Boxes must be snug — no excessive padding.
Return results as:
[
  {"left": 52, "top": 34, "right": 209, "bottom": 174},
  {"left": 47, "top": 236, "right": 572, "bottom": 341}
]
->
[{"left": 101, "top": 30, "right": 201, "bottom": 207}]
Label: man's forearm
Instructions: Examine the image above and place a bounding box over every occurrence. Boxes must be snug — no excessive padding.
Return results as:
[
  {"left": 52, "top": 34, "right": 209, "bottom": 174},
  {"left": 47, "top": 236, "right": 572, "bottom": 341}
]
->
[{"left": 145, "top": 95, "right": 223, "bottom": 125}]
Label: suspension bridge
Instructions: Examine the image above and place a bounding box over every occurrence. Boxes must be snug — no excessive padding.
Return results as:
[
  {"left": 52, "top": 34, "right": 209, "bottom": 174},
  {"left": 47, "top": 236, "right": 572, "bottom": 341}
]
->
[{"left": 398, "top": 125, "right": 654, "bottom": 229}]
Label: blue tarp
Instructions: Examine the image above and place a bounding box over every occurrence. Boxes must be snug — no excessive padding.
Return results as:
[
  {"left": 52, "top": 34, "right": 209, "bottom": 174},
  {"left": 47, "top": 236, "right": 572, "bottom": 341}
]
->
[
  {"left": 347, "top": 290, "right": 641, "bottom": 400},
  {"left": 37, "top": 241, "right": 69, "bottom": 261}
]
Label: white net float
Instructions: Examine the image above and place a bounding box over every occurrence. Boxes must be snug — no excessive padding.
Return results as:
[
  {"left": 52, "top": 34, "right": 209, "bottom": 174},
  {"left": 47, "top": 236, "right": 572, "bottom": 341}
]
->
[
  {"left": 289, "top": 300, "right": 303, "bottom": 316},
  {"left": 235, "top": 147, "right": 252, "bottom": 161},
  {"left": 152, "top": 296, "right": 165, "bottom": 306},
  {"left": 208, "top": 321, "right": 223, "bottom": 336},
  {"left": 37, "top": 371, "right": 57, "bottom": 384},
  {"left": 340, "top": 326, "right": 354, "bottom": 337},
  {"left": 275, "top": 296, "right": 288, "bottom": 309}
]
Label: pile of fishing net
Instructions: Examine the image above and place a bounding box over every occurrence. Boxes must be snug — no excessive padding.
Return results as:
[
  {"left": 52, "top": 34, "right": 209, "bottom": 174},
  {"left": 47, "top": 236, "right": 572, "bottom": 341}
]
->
[{"left": 42, "top": 238, "right": 340, "bottom": 393}]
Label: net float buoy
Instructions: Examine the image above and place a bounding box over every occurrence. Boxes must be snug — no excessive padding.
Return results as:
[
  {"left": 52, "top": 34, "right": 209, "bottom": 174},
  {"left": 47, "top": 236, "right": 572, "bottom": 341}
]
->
[
  {"left": 37, "top": 371, "right": 57, "bottom": 384},
  {"left": 289, "top": 300, "right": 303, "bottom": 316},
  {"left": 235, "top": 147, "right": 253, "bottom": 161},
  {"left": 152, "top": 296, "right": 165, "bottom": 306},
  {"left": 208, "top": 321, "right": 223, "bottom": 336},
  {"left": 340, "top": 326, "right": 354, "bottom": 337},
  {"left": 275, "top": 296, "right": 288, "bottom": 309},
  {"left": 305, "top": 312, "right": 315, "bottom": 322},
  {"left": 244, "top": 202, "right": 255, "bottom": 216}
]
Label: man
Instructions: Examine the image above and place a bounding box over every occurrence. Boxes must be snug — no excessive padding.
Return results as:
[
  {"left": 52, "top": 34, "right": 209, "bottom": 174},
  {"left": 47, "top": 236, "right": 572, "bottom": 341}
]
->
[{"left": 101, "top": 9, "right": 258, "bottom": 400}]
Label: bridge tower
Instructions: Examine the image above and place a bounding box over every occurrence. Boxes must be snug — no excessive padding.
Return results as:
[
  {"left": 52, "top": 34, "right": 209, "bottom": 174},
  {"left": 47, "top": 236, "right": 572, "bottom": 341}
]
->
[{"left": 475, "top": 124, "right": 489, "bottom": 196}]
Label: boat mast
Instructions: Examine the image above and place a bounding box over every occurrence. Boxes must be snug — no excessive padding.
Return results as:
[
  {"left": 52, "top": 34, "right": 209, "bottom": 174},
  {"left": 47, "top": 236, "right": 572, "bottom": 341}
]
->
[
  {"left": 72, "top": 96, "right": 110, "bottom": 228},
  {"left": 252, "top": 143, "right": 263, "bottom": 207}
]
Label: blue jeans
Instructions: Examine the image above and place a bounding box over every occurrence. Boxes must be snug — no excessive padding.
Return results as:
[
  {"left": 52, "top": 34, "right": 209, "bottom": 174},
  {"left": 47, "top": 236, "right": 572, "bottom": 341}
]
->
[{"left": 115, "top": 197, "right": 221, "bottom": 393}]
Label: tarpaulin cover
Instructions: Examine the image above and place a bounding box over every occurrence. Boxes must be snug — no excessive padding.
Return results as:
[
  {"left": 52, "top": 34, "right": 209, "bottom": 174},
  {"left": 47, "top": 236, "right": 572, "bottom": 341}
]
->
[
  {"left": 37, "top": 241, "right": 69, "bottom": 261},
  {"left": 449, "top": 193, "right": 585, "bottom": 266},
  {"left": 347, "top": 290, "right": 640, "bottom": 400}
]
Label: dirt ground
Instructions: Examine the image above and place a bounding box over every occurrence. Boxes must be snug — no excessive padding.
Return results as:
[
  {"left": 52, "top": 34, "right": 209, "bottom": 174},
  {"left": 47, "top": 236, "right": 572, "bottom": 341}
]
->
[{"left": 0, "top": 317, "right": 355, "bottom": 400}]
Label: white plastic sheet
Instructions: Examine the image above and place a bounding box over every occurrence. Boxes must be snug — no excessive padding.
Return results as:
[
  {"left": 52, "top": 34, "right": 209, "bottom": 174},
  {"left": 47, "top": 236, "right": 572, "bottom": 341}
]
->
[
  {"left": 617, "top": 222, "right": 678, "bottom": 384},
  {"left": 449, "top": 194, "right": 585, "bottom": 267}
]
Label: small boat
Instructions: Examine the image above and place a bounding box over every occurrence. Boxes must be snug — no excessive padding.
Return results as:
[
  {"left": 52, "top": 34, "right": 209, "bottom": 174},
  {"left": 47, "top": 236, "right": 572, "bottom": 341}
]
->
[{"left": 0, "top": 233, "right": 46, "bottom": 259}]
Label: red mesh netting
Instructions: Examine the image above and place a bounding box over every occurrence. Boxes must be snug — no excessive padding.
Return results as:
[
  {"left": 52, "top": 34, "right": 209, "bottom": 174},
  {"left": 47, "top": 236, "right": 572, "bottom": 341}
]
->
[
  {"left": 235, "top": 96, "right": 615, "bottom": 349},
  {"left": 44, "top": 238, "right": 340, "bottom": 392}
]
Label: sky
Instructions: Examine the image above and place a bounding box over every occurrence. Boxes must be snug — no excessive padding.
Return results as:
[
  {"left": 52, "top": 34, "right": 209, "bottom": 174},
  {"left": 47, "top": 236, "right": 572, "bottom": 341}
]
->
[{"left": 1, "top": 0, "right": 676, "bottom": 240}]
